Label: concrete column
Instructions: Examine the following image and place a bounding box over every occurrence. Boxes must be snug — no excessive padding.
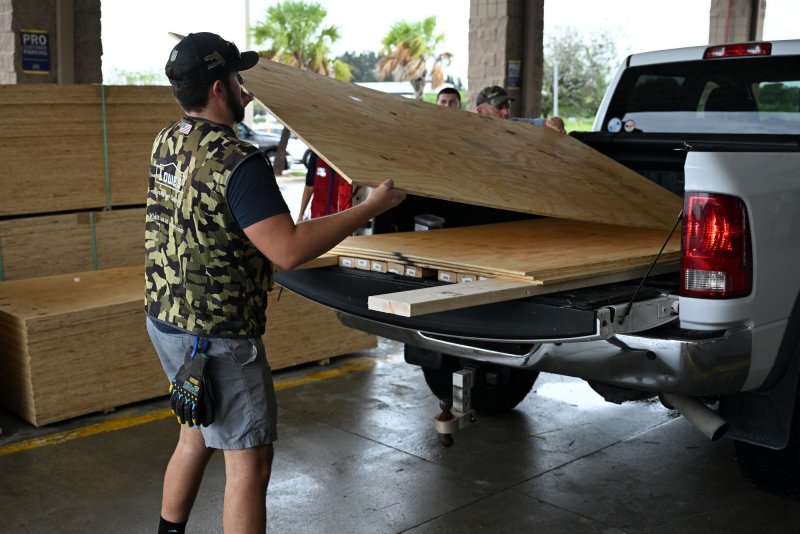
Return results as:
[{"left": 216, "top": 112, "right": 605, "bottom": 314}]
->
[
  {"left": 0, "top": 0, "right": 18, "bottom": 83},
  {"left": 56, "top": 0, "right": 73, "bottom": 83},
  {"left": 0, "top": 0, "right": 100, "bottom": 84},
  {"left": 708, "top": 0, "right": 766, "bottom": 44},
  {"left": 520, "top": 0, "right": 544, "bottom": 119},
  {"left": 467, "top": 0, "right": 543, "bottom": 117},
  {"left": 73, "top": 0, "right": 100, "bottom": 83}
]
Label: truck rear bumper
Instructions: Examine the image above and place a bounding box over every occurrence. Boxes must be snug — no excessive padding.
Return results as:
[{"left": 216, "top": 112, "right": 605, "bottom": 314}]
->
[{"left": 338, "top": 313, "right": 751, "bottom": 397}]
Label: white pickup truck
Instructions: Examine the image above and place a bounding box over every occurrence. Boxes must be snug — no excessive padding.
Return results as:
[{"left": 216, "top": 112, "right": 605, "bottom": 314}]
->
[{"left": 276, "top": 39, "right": 800, "bottom": 495}]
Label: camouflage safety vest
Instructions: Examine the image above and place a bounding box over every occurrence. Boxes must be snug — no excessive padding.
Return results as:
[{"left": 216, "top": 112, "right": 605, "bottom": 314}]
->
[{"left": 144, "top": 116, "right": 273, "bottom": 337}]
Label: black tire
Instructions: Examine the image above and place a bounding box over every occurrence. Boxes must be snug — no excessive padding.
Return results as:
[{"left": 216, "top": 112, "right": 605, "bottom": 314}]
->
[
  {"left": 735, "top": 393, "right": 800, "bottom": 497},
  {"left": 422, "top": 355, "right": 538, "bottom": 415}
]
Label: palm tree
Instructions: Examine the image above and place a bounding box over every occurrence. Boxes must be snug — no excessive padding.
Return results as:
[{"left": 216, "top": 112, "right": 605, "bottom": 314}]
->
[
  {"left": 251, "top": 1, "right": 351, "bottom": 172},
  {"left": 377, "top": 16, "right": 453, "bottom": 100}
]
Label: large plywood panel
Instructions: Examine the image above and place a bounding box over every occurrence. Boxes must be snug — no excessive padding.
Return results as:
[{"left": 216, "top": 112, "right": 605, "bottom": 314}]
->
[{"left": 245, "top": 60, "right": 682, "bottom": 230}]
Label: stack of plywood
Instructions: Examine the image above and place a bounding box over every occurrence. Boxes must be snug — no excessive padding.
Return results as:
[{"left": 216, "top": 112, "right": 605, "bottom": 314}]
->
[
  {"left": 0, "top": 85, "right": 177, "bottom": 216},
  {"left": 0, "top": 266, "right": 375, "bottom": 426},
  {"left": 333, "top": 218, "right": 680, "bottom": 284},
  {"left": 0, "top": 207, "right": 144, "bottom": 280},
  {"left": 0, "top": 84, "right": 375, "bottom": 426}
]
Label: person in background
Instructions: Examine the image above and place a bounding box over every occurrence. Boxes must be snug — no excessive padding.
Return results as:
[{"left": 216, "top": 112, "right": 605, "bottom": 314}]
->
[
  {"left": 475, "top": 85, "right": 566, "bottom": 133},
  {"left": 296, "top": 152, "right": 354, "bottom": 223},
  {"left": 436, "top": 87, "right": 462, "bottom": 109},
  {"left": 146, "top": 32, "right": 405, "bottom": 534}
]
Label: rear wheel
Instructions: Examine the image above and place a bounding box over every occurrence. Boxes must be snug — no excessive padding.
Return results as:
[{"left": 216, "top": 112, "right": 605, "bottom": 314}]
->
[{"left": 422, "top": 355, "right": 538, "bottom": 415}]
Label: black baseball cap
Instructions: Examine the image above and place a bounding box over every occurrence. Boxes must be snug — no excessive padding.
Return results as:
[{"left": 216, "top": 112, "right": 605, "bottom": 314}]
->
[
  {"left": 165, "top": 32, "right": 259, "bottom": 88},
  {"left": 476, "top": 85, "right": 514, "bottom": 107}
]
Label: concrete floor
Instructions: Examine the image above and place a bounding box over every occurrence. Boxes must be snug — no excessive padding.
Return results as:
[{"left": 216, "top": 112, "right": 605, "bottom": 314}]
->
[{"left": 1, "top": 337, "right": 800, "bottom": 533}]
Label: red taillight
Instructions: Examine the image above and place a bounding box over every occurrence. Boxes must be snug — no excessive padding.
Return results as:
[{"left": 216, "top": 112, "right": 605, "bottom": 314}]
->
[
  {"left": 704, "top": 42, "right": 772, "bottom": 59},
  {"left": 681, "top": 193, "right": 752, "bottom": 299}
]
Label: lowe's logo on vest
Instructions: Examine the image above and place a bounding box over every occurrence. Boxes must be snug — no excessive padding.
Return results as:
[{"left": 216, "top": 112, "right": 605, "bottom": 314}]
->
[{"left": 155, "top": 163, "right": 182, "bottom": 191}]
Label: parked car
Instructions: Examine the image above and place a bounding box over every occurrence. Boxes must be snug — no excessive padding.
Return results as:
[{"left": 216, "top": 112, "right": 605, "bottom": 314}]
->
[{"left": 236, "top": 122, "right": 293, "bottom": 170}]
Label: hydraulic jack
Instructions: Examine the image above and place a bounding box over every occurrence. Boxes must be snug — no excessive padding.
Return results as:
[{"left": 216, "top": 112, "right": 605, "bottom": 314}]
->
[{"left": 434, "top": 368, "right": 476, "bottom": 446}]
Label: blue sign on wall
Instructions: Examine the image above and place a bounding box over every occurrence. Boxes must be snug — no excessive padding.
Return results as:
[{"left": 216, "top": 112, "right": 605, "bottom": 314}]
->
[
  {"left": 21, "top": 29, "right": 50, "bottom": 75},
  {"left": 506, "top": 60, "right": 522, "bottom": 88}
]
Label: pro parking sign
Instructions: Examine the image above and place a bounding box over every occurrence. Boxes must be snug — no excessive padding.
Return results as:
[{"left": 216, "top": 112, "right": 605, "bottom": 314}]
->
[{"left": 21, "top": 29, "right": 50, "bottom": 75}]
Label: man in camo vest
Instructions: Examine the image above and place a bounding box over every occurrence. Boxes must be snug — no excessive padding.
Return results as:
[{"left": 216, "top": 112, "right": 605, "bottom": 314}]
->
[{"left": 145, "top": 32, "right": 405, "bottom": 534}]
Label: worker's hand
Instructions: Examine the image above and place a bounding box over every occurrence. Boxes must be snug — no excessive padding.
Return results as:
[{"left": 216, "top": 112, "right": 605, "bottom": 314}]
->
[
  {"left": 545, "top": 116, "right": 566, "bottom": 134},
  {"left": 365, "top": 179, "right": 406, "bottom": 213},
  {"left": 169, "top": 340, "right": 215, "bottom": 427}
]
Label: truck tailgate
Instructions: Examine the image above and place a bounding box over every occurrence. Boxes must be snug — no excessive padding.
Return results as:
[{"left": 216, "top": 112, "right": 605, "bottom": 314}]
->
[{"left": 276, "top": 267, "right": 598, "bottom": 341}]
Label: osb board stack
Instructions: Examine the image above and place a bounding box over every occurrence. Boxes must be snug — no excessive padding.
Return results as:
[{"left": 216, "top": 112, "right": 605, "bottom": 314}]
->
[
  {"left": 245, "top": 59, "right": 682, "bottom": 230},
  {"left": 0, "top": 266, "right": 375, "bottom": 426},
  {"left": 0, "top": 85, "right": 178, "bottom": 216}
]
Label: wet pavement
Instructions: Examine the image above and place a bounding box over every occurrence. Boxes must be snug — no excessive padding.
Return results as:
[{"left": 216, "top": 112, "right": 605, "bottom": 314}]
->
[{"left": 1, "top": 338, "right": 799, "bottom": 533}]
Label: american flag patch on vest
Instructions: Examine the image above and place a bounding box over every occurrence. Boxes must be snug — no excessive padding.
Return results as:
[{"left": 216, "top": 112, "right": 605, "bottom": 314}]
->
[{"left": 178, "top": 121, "right": 193, "bottom": 135}]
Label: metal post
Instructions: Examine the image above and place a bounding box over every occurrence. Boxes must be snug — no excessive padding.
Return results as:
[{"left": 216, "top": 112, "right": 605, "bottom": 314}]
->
[{"left": 553, "top": 60, "right": 559, "bottom": 117}]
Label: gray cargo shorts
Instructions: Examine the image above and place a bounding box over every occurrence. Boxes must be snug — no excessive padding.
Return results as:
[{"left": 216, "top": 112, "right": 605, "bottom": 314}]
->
[{"left": 146, "top": 317, "right": 278, "bottom": 449}]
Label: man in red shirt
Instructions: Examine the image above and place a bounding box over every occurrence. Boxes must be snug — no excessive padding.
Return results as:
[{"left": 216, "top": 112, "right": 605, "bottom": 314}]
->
[{"left": 296, "top": 152, "right": 354, "bottom": 222}]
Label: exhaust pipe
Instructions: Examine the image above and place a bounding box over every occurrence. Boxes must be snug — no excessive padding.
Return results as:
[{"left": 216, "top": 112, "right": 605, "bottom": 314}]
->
[{"left": 661, "top": 393, "right": 729, "bottom": 441}]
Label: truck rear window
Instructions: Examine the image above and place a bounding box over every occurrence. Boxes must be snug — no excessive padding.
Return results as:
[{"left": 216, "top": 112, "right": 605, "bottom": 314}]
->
[{"left": 602, "top": 56, "right": 800, "bottom": 134}]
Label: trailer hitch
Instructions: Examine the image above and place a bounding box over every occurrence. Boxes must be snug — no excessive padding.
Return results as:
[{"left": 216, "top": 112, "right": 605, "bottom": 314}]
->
[{"left": 434, "top": 368, "right": 476, "bottom": 446}]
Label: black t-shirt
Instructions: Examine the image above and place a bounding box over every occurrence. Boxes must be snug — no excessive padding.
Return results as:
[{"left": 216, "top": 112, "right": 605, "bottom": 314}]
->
[
  {"left": 227, "top": 154, "right": 290, "bottom": 229},
  {"left": 305, "top": 152, "right": 319, "bottom": 187}
]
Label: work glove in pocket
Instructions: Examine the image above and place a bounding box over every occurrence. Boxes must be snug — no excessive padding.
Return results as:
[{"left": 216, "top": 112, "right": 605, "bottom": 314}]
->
[{"left": 169, "top": 338, "right": 215, "bottom": 427}]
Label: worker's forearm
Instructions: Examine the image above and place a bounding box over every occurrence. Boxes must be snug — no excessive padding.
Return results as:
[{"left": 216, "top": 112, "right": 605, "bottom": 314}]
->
[{"left": 288, "top": 201, "right": 380, "bottom": 266}]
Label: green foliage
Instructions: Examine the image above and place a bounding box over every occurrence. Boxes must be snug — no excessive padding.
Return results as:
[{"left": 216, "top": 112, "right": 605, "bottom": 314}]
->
[
  {"left": 758, "top": 82, "right": 800, "bottom": 112},
  {"left": 542, "top": 28, "right": 617, "bottom": 118},
  {"left": 377, "top": 16, "right": 452, "bottom": 99},
  {"left": 337, "top": 51, "right": 385, "bottom": 82},
  {"left": 105, "top": 68, "right": 166, "bottom": 85},
  {"left": 251, "top": 0, "right": 351, "bottom": 81}
]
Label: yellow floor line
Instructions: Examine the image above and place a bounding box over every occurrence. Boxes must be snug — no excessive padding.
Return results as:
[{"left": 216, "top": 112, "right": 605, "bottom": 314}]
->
[{"left": 0, "top": 357, "right": 376, "bottom": 457}]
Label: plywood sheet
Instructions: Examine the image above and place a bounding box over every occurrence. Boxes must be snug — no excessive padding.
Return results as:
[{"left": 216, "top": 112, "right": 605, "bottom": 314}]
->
[
  {"left": 245, "top": 60, "right": 682, "bottom": 230},
  {"left": 333, "top": 218, "right": 680, "bottom": 283}
]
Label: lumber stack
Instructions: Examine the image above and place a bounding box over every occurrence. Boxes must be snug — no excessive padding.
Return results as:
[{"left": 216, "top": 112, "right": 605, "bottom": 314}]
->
[
  {"left": 0, "top": 84, "right": 377, "bottom": 426},
  {"left": 0, "top": 85, "right": 178, "bottom": 216},
  {"left": 333, "top": 218, "right": 680, "bottom": 284},
  {"left": 0, "top": 207, "right": 144, "bottom": 280},
  {"left": 0, "top": 266, "right": 375, "bottom": 426},
  {"left": 0, "top": 268, "right": 160, "bottom": 426},
  {"left": 331, "top": 218, "right": 680, "bottom": 317}
]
